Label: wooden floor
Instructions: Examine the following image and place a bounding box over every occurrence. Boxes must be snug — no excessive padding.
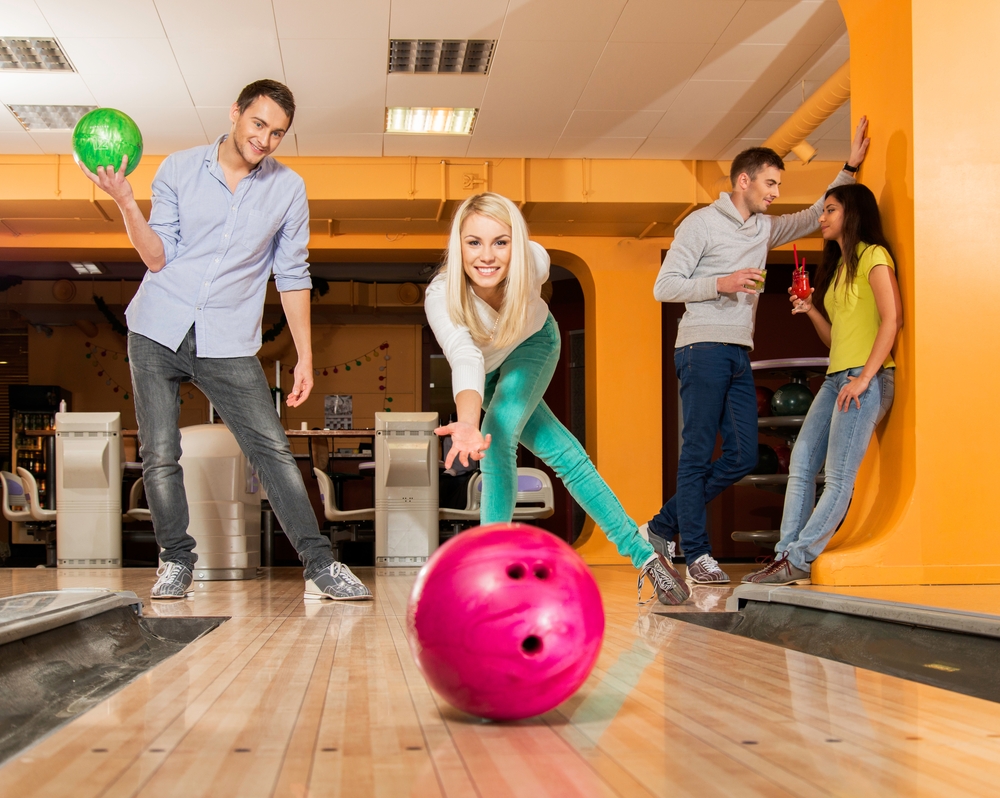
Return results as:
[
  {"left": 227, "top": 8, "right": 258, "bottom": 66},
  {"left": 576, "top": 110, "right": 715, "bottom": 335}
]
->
[{"left": 3, "top": 564, "right": 1000, "bottom": 797}]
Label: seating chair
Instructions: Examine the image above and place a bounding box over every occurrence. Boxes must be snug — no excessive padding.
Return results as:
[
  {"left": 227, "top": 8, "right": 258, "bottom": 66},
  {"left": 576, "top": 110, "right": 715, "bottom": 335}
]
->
[
  {"left": 439, "top": 467, "right": 556, "bottom": 536},
  {"left": 123, "top": 477, "right": 152, "bottom": 523},
  {"left": 313, "top": 468, "right": 374, "bottom": 547},
  {"left": 1, "top": 470, "right": 32, "bottom": 526},
  {"left": 439, "top": 472, "right": 484, "bottom": 536},
  {"left": 7, "top": 469, "right": 56, "bottom": 566}
]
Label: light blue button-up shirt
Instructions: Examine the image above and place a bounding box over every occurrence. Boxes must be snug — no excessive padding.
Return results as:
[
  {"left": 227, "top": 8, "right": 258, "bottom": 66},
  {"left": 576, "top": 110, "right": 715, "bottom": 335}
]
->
[{"left": 125, "top": 135, "right": 312, "bottom": 357}]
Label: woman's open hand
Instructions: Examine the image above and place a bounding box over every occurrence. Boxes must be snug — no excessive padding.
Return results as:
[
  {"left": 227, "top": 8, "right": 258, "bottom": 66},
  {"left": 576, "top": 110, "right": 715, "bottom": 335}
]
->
[
  {"left": 837, "top": 374, "right": 870, "bottom": 412},
  {"left": 789, "top": 286, "right": 814, "bottom": 315},
  {"left": 435, "top": 420, "right": 492, "bottom": 468}
]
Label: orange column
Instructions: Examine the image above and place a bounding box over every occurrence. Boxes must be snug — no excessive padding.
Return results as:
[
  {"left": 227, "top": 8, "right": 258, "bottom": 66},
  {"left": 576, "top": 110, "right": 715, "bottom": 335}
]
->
[{"left": 816, "top": 0, "right": 1000, "bottom": 584}]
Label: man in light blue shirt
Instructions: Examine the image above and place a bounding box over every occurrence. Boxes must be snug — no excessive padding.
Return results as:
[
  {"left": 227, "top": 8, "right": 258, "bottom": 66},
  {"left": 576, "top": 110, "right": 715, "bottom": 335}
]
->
[{"left": 81, "top": 79, "right": 371, "bottom": 602}]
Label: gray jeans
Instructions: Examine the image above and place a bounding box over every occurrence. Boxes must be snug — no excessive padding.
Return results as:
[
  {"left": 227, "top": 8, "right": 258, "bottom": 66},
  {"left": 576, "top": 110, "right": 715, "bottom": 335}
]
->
[{"left": 128, "top": 327, "right": 333, "bottom": 579}]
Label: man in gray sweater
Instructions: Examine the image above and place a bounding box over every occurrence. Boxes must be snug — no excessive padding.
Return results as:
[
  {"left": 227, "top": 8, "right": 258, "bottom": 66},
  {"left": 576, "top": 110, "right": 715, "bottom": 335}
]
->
[{"left": 642, "top": 117, "right": 871, "bottom": 586}]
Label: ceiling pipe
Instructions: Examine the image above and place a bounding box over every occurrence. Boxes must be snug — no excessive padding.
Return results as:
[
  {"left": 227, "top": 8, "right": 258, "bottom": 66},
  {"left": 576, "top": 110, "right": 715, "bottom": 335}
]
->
[{"left": 763, "top": 59, "right": 850, "bottom": 163}]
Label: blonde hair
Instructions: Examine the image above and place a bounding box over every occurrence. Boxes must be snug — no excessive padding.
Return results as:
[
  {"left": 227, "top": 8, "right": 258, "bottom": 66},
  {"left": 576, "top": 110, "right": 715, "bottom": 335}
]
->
[{"left": 442, "top": 192, "right": 534, "bottom": 348}]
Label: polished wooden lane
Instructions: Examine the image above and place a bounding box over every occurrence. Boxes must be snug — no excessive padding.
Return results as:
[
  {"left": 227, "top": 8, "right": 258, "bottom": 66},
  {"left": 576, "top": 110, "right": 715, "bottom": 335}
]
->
[{"left": 2, "top": 565, "right": 1000, "bottom": 797}]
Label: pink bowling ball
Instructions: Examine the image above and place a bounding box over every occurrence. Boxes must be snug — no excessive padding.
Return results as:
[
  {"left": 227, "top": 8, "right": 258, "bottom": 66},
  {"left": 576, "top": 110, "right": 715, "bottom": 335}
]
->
[{"left": 407, "top": 523, "right": 605, "bottom": 721}]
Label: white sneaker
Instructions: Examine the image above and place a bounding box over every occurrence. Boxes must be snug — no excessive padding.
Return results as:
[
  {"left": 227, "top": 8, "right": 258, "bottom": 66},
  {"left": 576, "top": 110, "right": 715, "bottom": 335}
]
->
[{"left": 305, "top": 562, "right": 373, "bottom": 601}]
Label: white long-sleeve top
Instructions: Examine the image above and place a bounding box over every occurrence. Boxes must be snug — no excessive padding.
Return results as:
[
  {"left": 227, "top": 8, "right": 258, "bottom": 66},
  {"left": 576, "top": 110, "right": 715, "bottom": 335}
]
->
[{"left": 424, "top": 240, "right": 551, "bottom": 400}]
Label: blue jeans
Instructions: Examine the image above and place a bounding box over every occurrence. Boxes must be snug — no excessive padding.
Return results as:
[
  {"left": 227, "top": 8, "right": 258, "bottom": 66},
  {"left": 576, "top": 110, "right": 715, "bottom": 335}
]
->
[
  {"left": 480, "top": 315, "right": 654, "bottom": 569},
  {"left": 647, "top": 343, "right": 758, "bottom": 564},
  {"left": 777, "top": 367, "right": 895, "bottom": 571},
  {"left": 128, "top": 328, "right": 334, "bottom": 579}
]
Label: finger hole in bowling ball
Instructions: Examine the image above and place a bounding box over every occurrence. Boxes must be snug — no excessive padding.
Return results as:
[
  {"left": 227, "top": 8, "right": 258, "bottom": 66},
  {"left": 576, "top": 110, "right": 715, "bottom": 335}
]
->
[
  {"left": 521, "top": 635, "right": 543, "bottom": 655},
  {"left": 506, "top": 563, "right": 526, "bottom": 579},
  {"left": 532, "top": 563, "right": 550, "bottom": 579}
]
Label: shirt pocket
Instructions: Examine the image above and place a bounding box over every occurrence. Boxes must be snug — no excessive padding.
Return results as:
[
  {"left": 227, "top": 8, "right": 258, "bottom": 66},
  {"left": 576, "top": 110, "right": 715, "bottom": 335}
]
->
[{"left": 240, "top": 209, "right": 281, "bottom": 253}]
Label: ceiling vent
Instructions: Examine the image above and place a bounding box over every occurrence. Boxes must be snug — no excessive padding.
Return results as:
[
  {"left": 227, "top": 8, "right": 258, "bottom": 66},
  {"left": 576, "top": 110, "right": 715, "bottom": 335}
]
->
[
  {"left": 7, "top": 104, "right": 96, "bottom": 131},
  {"left": 388, "top": 40, "right": 495, "bottom": 74},
  {"left": 0, "top": 38, "right": 74, "bottom": 71}
]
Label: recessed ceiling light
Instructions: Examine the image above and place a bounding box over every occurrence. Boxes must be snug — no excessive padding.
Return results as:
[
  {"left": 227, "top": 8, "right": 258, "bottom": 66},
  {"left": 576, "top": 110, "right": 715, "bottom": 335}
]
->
[
  {"left": 7, "top": 104, "right": 96, "bottom": 131},
  {"left": 69, "top": 262, "right": 106, "bottom": 275},
  {"left": 389, "top": 40, "right": 494, "bottom": 75},
  {"left": 0, "top": 38, "right": 74, "bottom": 71},
  {"left": 386, "top": 107, "right": 477, "bottom": 135}
]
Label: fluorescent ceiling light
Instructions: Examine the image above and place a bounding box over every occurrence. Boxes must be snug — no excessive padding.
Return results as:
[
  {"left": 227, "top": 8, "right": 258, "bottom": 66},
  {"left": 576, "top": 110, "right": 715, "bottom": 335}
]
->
[
  {"left": 69, "top": 262, "right": 105, "bottom": 275},
  {"left": 7, "top": 104, "right": 96, "bottom": 131},
  {"left": 386, "top": 107, "right": 477, "bottom": 135},
  {"left": 389, "top": 39, "right": 494, "bottom": 74},
  {"left": 0, "top": 38, "right": 74, "bottom": 71}
]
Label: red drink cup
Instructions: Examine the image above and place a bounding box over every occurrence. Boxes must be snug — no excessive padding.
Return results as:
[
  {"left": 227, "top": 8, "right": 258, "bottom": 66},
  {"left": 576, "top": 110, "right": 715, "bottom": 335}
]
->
[{"left": 792, "top": 269, "right": 811, "bottom": 300}]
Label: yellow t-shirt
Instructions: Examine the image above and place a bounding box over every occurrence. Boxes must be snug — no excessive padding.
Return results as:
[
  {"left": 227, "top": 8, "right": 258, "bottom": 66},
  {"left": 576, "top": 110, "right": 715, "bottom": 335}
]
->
[{"left": 824, "top": 243, "right": 896, "bottom": 373}]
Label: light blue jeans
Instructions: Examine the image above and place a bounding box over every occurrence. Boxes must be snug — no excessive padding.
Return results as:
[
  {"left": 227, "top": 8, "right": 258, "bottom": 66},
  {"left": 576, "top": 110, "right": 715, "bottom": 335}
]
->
[
  {"left": 480, "top": 314, "right": 654, "bottom": 569},
  {"left": 776, "top": 366, "right": 895, "bottom": 571},
  {"left": 128, "top": 327, "right": 334, "bottom": 578}
]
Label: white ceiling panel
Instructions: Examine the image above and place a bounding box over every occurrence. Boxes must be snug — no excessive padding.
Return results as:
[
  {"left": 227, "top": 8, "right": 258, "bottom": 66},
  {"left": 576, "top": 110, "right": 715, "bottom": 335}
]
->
[
  {"left": 0, "top": 71, "right": 96, "bottom": 105},
  {"left": 718, "top": 0, "right": 843, "bottom": 47},
  {"left": 634, "top": 137, "right": 733, "bottom": 160},
  {"left": 273, "top": 0, "right": 390, "bottom": 39},
  {"left": 562, "top": 110, "right": 664, "bottom": 138},
  {"left": 295, "top": 133, "right": 384, "bottom": 157},
  {"left": 388, "top": 0, "right": 509, "bottom": 40},
  {"left": 36, "top": 0, "right": 165, "bottom": 38},
  {"left": 281, "top": 39, "right": 386, "bottom": 108},
  {"left": 59, "top": 38, "right": 190, "bottom": 108},
  {"left": 611, "top": 0, "right": 743, "bottom": 44},
  {"left": 26, "top": 129, "right": 72, "bottom": 154},
  {"left": 0, "top": 130, "right": 42, "bottom": 154},
  {"left": 667, "top": 80, "right": 757, "bottom": 115},
  {"left": 550, "top": 137, "right": 645, "bottom": 159},
  {"left": 718, "top": 138, "right": 768, "bottom": 159},
  {"left": 168, "top": 37, "right": 285, "bottom": 106},
  {"left": 651, "top": 111, "right": 756, "bottom": 140},
  {"left": 575, "top": 41, "right": 712, "bottom": 111},
  {"left": 121, "top": 106, "right": 207, "bottom": 155},
  {"left": 382, "top": 134, "right": 469, "bottom": 157},
  {"left": 291, "top": 106, "right": 385, "bottom": 136},
  {"left": 502, "top": 0, "right": 627, "bottom": 42},
  {"left": 743, "top": 111, "right": 791, "bottom": 139},
  {"left": 695, "top": 44, "right": 816, "bottom": 82},
  {"left": 466, "top": 135, "right": 558, "bottom": 159},
  {"left": 1, "top": 1, "right": 54, "bottom": 36},
  {"left": 811, "top": 139, "right": 849, "bottom": 159},
  {"left": 154, "top": 0, "right": 277, "bottom": 42},
  {"left": 386, "top": 75, "right": 487, "bottom": 109},
  {"left": 804, "top": 42, "right": 849, "bottom": 81},
  {"left": 475, "top": 40, "right": 605, "bottom": 136}
]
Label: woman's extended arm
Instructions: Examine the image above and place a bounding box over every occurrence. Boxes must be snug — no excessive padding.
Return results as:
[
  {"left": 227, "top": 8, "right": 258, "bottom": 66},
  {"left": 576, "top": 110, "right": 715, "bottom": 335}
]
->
[{"left": 836, "top": 264, "right": 903, "bottom": 411}]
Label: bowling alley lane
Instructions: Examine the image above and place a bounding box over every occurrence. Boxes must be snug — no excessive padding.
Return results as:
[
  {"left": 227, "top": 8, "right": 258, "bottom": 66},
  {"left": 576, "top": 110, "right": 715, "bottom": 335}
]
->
[{"left": 3, "top": 566, "right": 1000, "bottom": 797}]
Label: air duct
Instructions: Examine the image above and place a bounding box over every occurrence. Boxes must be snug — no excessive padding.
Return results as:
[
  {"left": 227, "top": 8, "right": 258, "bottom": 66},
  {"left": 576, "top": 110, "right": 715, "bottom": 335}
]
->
[{"left": 764, "top": 59, "right": 850, "bottom": 161}]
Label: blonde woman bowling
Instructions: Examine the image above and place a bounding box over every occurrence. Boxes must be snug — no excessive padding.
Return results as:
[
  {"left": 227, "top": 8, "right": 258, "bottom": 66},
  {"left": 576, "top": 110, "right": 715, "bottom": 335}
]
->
[{"left": 425, "top": 192, "right": 688, "bottom": 605}]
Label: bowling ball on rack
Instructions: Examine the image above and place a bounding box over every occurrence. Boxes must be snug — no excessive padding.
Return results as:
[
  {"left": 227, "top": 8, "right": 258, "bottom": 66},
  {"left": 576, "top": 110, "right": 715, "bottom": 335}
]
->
[
  {"left": 753, "top": 444, "right": 780, "bottom": 475},
  {"left": 771, "top": 382, "right": 813, "bottom": 417},
  {"left": 72, "top": 108, "right": 143, "bottom": 176},
  {"left": 756, "top": 385, "right": 774, "bottom": 417},
  {"left": 406, "top": 523, "right": 605, "bottom": 721},
  {"left": 774, "top": 445, "right": 791, "bottom": 474}
]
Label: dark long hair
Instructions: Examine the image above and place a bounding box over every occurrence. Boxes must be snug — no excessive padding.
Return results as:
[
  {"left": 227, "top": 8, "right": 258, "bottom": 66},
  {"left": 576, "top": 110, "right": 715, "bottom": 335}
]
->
[{"left": 815, "top": 183, "right": 895, "bottom": 316}]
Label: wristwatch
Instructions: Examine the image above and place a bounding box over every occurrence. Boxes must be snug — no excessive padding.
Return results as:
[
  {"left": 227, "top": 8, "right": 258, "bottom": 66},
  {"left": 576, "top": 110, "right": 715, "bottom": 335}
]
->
[{"left": 842, "top": 162, "right": 859, "bottom": 173}]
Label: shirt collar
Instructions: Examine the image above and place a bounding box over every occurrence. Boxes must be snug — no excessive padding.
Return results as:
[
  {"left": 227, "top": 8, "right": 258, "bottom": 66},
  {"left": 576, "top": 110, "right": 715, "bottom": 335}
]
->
[{"left": 206, "top": 133, "right": 270, "bottom": 182}]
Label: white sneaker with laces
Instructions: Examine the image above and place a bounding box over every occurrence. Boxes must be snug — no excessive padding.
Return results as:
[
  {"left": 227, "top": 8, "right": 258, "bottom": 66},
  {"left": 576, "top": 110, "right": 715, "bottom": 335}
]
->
[
  {"left": 685, "top": 553, "right": 730, "bottom": 585},
  {"left": 305, "top": 561, "right": 373, "bottom": 601}
]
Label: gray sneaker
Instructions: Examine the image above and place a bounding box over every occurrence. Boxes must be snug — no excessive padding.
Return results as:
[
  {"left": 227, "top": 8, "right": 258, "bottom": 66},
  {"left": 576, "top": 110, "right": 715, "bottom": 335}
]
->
[
  {"left": 639, "top": 523, "right": 677, "bottom": 561},
  {"left": 686, "top": 553, "right": 730, "bottom": 585},
  {"left": 744, "top": 552, "right": 811, "bottom": 586},
  {"left": 150, "top": 562, "right": 193, "bottom": 600},
  {"left": 637, "top": 553, "right": 691, "bottom": 606},
  {"left": 305, "top": 562, "right": 373, "bottom": 601}
]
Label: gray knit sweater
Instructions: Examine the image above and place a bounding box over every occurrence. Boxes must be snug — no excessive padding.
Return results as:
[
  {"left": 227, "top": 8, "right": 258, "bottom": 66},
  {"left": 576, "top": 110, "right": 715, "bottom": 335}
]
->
[{"left": 654, "top": 171, "right": 855, "bottom": 349}]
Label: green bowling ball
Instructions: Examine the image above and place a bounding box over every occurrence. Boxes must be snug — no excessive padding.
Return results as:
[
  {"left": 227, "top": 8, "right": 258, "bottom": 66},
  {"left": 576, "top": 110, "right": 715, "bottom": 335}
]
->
[
  {"left": 771, "top": 382, "right": 813, "bottom": 417},
  {"left": 72, "top": 108, "right": 143, "bottom": 176},
  {"left": 753, "top": 444, "right": 780, "bottom": 475}
]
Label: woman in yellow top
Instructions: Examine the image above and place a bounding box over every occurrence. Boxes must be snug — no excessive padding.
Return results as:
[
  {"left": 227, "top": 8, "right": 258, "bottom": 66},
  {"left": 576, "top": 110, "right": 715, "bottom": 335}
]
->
[{"left": 745, "top": 183, "right": 903, "bottom": 585}]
